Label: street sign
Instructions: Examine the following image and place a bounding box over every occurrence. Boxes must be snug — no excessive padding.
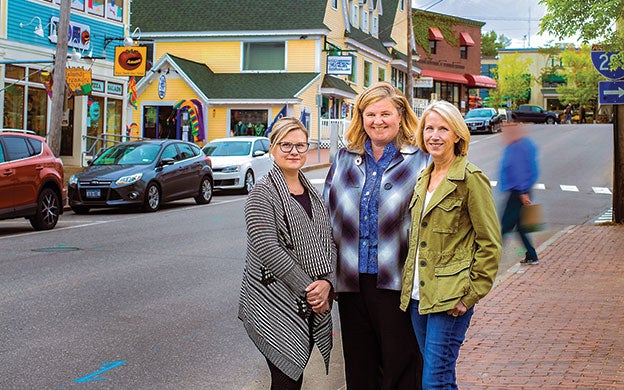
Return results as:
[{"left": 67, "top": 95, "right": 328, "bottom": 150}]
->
[
  {"left": 599, "top": 81, "right": 624, "bottom": 104},
  {"left": 591, "top": 51, "right": 624, "bottom": 79}
]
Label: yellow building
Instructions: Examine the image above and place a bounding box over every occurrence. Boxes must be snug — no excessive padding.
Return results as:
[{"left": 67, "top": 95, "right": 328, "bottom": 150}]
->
[{"left": 129, "top": 0, "right": 418, "bottom": 146}]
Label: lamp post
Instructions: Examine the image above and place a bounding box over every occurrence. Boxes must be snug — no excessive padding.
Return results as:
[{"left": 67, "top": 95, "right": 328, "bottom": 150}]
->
[{"left": 47, "top": 0, "right": 71, "bottom": 156}]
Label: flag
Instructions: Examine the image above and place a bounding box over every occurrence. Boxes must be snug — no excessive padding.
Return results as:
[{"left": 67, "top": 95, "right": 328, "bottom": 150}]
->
[
  {"left": 264, "top": 105, "right": 287, "bottom": 137},
  {"left": 128, "top": 76, "right": 138, "bottom": 110}
]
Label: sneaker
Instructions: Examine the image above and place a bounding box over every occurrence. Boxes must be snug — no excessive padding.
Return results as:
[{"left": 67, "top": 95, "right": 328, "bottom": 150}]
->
[{"left": 520, "top": 257, "right": 539, "bottom": 265}]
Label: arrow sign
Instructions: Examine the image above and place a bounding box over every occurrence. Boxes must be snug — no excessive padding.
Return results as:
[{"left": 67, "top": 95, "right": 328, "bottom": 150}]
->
[
  {"left": 604, "top": 87, "right": 624, "bottom": 98},
  {"left": 74, "top": 360, "right": 126, "bottom": 383}
]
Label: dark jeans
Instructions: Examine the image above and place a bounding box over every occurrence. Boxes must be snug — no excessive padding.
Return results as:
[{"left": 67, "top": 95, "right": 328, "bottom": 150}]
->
[
  {"left": 266, "top": 358, "right": 303, "bottom": 390},
  {"left": 501, "top": 190, "right": 538, "bottom": 260},
  {"left": 338, "top": 274, "right": 423, "bottom": 390}
]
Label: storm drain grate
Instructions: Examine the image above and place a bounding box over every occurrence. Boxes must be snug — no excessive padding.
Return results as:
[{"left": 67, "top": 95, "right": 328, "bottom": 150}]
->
[{"left": 32, "top": 247, "right": 80, "bottom": 252}]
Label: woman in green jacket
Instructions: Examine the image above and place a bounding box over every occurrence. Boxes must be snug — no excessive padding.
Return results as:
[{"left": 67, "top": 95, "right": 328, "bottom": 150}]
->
[{"left": 399, "top": 101, "right": 502, "bottom": 389}]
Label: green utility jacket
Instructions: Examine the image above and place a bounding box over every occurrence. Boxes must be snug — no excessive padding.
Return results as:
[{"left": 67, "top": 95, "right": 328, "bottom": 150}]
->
[{"left": 399, "top": 156, "right": 502, "bottom": 314}]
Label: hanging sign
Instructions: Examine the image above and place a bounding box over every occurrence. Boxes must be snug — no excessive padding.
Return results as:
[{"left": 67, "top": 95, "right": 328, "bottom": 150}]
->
[{"left": 114, "top": 46, "right": 147, "bottom": 76}]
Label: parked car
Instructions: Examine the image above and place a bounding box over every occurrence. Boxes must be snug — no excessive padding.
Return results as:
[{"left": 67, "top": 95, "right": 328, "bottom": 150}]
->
[
  {"left": 68, "top": 139, "right": 213, "bottom": 213},
  {"left": 0, "top": 129, "right": 66, "bottom": 230},
  {"left": 511, "top": 104, "right": 560, "bottom": 124},
  {"left": 202, "top": 136, "right": 272, "bottom": 193},
  {"left": 464, "top": 108, "right": 504, "bottom": 134}
]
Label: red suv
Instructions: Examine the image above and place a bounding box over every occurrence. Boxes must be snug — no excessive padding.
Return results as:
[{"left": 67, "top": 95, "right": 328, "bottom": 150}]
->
[{"left": 0, "top": 129, "right": 66, "bottom": 230}]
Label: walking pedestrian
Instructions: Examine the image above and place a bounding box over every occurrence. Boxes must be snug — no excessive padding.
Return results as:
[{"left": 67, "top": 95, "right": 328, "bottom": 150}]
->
[
  {"left": 323, "top": 82, "right": 430, "bottom": 389},
  {"left": 499, "top": 123, "right": 540, "bottom": 264},
  {"left": 580, "top": 105, "right": 587, "bottom": 124},
  {"left": 239, "top": 117, "right": 337, "bottom": 389},
  {"left": 399, "top": 100, "right": 502, "bottom": 389},
  {"left": 563, "top": 104, "right": 573, "bottom": 124}
]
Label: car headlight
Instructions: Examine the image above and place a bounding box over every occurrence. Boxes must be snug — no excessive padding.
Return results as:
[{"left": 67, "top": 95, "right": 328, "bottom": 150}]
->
[
  {"left": 221, "top": 165, "right": 241, "bottom": 173},
  {"left": 68, "top": 175, "right": 78, "bottom": 186},
  {"left": 116, "top": 173, "right": 143, "bottom": 186}
]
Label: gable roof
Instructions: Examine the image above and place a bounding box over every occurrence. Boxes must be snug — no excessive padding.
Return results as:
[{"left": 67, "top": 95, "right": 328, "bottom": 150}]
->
[
  {"left": 131, "top": 0, "right": 329, "bottom": 33},
  {"left": 156, "top": 54, "right": 319, "bottom": 102}
]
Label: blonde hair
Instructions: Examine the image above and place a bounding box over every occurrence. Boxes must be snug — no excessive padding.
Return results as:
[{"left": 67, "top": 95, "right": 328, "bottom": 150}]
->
[
  {"left": 269, "top": 116, "right": 309, "bottom": 151},
  {"left": 344, "top": 81, "right": 419, "bottom": 153},
  {"left": 416, "top": 101, "right": 470, "bottom": 156}
]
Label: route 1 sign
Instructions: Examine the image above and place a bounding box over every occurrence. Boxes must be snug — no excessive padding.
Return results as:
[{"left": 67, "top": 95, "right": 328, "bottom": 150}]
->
[
  {"left": 591, "top": 50, "right": 624, "bottom": 80},
  {"left": 599, "top": 81, "right": 624, "bottom": 105}
]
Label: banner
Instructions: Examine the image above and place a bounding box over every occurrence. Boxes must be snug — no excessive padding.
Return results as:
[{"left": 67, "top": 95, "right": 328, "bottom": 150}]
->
[{"left": 265, "top": 105, "right": 287, "bottom": 137}]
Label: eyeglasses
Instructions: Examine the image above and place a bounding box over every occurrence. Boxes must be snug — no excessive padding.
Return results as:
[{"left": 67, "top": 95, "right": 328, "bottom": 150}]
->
[{"left": 276, "top": 142, "right": 310, "bottom": 153}]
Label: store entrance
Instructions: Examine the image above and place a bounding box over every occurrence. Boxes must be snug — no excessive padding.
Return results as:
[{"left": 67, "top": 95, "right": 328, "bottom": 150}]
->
[{"left": 143, "top": 106, "right": 177, "bottom": 139}]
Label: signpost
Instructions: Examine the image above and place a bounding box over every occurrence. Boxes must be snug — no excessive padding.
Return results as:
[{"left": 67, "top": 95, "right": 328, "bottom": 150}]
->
[{"left": 592, "top": 47, "right": 624, "bottom": 223}]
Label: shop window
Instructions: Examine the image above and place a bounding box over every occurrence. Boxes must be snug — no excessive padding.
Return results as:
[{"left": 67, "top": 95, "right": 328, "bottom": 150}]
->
[
  {"left": 243, "top": 42, "right": 285, "bottom": 71},
  {"left": 231, "top": 110, "right": 269, "bottom": 137},
  {"left": 460, "top": 46, "right": 468, "bottom": 59},
  {"left": 3, "top": 85, "right": 25, "bottom": 129},
  {"left": 106, "top": 98, "right": 123, "bottom": 137},
  {"left": 26, "top": 88, "right": 48, "bottom": 136},
  {"left": 5, "top": 65, "right": 25, "bottom": 80},
  {"left": 86, "top": 96, "right": 105, "bottom": 152},
  {"left": 363, "top": 61, "right": 373, "bottom": 87}
]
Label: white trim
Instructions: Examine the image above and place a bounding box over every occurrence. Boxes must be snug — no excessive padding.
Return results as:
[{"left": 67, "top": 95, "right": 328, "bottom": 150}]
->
[
  {"left": 345, "top": 38, "right": 392, "bottom": 63},
  {"left": 139, "top": 29, "right": 329, "bottom": 39}
]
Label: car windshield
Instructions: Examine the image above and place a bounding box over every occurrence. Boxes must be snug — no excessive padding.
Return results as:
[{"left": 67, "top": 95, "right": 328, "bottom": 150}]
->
[
  {"left": 92, "top": 143, "right": 161, "bottom": 165},
  {"left": 465, "top": 109, "right": 493, "bottom": 119},
  {"left": 203, "top": 141, "right": 251, "bottom": 157}
]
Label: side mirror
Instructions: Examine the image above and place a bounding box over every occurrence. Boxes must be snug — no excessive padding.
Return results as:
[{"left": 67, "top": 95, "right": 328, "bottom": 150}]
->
[{"left": 253, "top": 150, "right": 265, "bottom": 157}]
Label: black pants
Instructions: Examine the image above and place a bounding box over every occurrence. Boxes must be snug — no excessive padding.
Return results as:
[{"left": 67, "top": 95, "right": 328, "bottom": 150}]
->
[
  {"left": 501, "top": 190, "right": 538, "bottom": 260},
  {"left": 338, "top": 274, "right": 423, "bottom": 390},
  {"left": 266, "top": 358, "right": 303, "bottom": 390}
]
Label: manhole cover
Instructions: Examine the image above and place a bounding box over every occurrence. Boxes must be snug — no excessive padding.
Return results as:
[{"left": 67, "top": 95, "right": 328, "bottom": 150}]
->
[{"left": 32, "top": 247, "right": 80, "bottom": 252}]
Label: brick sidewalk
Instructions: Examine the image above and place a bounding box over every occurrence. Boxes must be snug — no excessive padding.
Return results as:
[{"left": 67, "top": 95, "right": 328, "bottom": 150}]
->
[{"left": 457, "top": 224, "right": 624, "bottom": 388}]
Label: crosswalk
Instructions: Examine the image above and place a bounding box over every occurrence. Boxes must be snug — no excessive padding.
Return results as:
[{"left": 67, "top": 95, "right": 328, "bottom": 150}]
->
[{"left": 489, "top": 181, "right": 612, "bottom": 195}]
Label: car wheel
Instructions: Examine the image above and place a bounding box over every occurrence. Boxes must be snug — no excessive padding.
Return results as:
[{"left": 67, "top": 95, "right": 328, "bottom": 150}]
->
[
  {"left": 29, "top": 188, "right": 60, "bottom": 230},
  {"left": 546, "top": 117, "right": 555, "bottom": 124},
  {"left": 71, "top": 205, "right": 90, "bottom": 214},
  {"left": 243, "top": 170, "right": 255, "bottom": 194},
  {"left": 195, "top": 176, "right": 213, "bottom": 205},
  {"left": 143, "top": 183, "right": 161, "bottom": 212}
]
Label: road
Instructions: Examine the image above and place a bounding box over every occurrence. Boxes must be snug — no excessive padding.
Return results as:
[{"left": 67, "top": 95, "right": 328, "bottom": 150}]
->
[{"left": 0, "top": 123, "right": 613, "bottom": 389}]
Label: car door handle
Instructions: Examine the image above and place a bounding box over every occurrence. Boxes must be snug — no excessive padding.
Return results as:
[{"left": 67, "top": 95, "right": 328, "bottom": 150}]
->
[
  {"left": 36, "top": 165, "right": 45, "bottom": 171},
  {"left": 2, "top": 169, "right": 15, "bottom": 176}
]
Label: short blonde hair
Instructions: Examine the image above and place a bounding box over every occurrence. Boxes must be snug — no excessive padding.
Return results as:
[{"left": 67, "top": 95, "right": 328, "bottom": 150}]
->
[
  {"left": 416, "top": 101, "right": 470, "bottom": 156},
  {"left": 345, "top": 81, "right": 419, "bottom": 153},
  {"left": 269, "top": 116, "right": 309, "bottom": 150}
]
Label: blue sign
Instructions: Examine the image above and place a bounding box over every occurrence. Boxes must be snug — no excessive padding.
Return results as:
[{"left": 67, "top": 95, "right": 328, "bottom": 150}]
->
[
  {"left": 599, "top": 81, "right": 624, "bottom": 104},
  {"left": 591, "top": 51, "right": 624, "bottom": 80}
]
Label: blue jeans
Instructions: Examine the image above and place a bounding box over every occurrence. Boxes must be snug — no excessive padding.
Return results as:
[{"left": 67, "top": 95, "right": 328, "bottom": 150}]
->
[{"left": 409, "top": 300, "right": 473, "bottom": 389}]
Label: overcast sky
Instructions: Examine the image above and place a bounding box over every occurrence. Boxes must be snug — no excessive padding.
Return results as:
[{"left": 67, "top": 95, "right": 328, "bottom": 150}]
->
[{"left": 412, "top": 0, "right": 569, "bottom": 49}]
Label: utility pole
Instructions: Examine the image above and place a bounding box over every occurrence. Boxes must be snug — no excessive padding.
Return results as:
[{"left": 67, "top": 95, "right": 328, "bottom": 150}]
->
[
  {"left": 48, "top": 0, "right": 71, "bottom": 156},
  {"left": 405, "top": 4, "right": 414, "bottom": 104},
  {"left": 614, "top": 104, "right": 624, "bottom": 223}
]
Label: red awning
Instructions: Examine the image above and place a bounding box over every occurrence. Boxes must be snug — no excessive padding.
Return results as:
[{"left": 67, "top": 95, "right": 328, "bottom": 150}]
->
[
  {"left": 428, "top": 27, "right": 444, "bottom": 41},
  {"left": 464, "top": 74, "right": 497, "bottom": 89},
  {"left": 459, "top": 32, "right": 475, "bottom": 47},
  {"left": 421, "top": 69, "right": 467, "bottom": 84}
]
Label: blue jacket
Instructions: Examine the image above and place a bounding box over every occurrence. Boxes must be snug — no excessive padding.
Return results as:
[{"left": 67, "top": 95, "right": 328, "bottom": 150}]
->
[
  {"left": 323, "top": 146, "right": 430, "bottom": 292},
  {"left": 499, "top": 137, "right": 538, "bottom": 193}
]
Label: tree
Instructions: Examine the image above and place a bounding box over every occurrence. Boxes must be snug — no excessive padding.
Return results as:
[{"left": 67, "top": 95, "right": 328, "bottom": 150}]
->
[
  {"left": 556, "top": 45, "right": 606, "bottom": 113},
  {"left": 481, "top": 30, "right": 511, "bottom": 57},
  {"left": 490, "top": 53, "right": 532, "bottom": 109}
]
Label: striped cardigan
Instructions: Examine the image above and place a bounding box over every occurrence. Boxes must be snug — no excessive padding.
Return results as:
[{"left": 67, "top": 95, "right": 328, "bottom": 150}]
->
[{"left": 238, "top": 164, "right": 337, "bottom": 380}]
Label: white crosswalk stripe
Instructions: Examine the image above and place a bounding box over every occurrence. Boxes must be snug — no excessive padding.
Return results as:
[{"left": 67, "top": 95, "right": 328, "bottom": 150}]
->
[
  {"left": 592, "top": 187, "right": 612, "bottom": 194},
  {"left": 560, "top": 185, "right": 579, "bottom": 192},
  {"left": 594, "top": 208, "right": 613, "bottom": 224}
]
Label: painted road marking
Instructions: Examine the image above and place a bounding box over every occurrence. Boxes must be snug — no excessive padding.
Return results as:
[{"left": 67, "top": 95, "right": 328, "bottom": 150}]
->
[
  {"left": 593, "top": 187, "right": 612, "bottom": 194},
  {"left": 594, "top": 208, "right": 613, "bottom": 224},
  {"left": 533, "top": 183, "right": 546, "bottom": 190},
  {"left": 74, "top": 360, "right": 126, "bottom": 383},
  {"left": 560, "top": 185, "right": 579, "bottom": 192},
  {"left": 309, "top": 179, "right": 325, "bottom": 185}
]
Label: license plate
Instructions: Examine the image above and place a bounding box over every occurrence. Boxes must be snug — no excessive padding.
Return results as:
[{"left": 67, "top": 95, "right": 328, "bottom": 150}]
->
[{"left": 86, "top": 189, "right": 101, "bottom": 198}]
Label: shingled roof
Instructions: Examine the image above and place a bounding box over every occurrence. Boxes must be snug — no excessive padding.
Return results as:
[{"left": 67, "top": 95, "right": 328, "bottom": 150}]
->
[
  {"left": 131, "top": 0, "right": 329, "bottom": 33},
  {"left": 168, "top": 55, "right": 318, "bottom": 100}
]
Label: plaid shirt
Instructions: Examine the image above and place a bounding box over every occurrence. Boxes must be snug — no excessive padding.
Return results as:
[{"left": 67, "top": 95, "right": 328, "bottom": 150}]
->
[{"left": 323, "top": 146, "right": 430, "bottom": 292}]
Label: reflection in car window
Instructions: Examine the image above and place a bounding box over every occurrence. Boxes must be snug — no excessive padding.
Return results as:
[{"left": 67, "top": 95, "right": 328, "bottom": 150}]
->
[
  {"left": 465, "top": 109, "right": 494, "bottom": 118},
  {"left": 0, "top": 142, "right": 5, "bottom": 163},
  {"left": 93, "top": 143, "right": 161, "bottom": 165},
  {"left": 3, "top": 136, "right": 32, "bottom": 160},
  {"left": 177, "top": 143, "right": 195, "bottom": 160},
  {"left": 252, "top": 140, "right": 264, "bottom": 155},
  {"left": 161, "top": 144, "right": 179, "bottom": 161},
  {"left": 203, "top": 141, "right": 252, "bottom": 157}
]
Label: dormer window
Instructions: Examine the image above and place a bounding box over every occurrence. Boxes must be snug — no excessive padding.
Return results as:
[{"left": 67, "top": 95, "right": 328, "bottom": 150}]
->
[
  {"left": 372, "top": 14, "right": 379, "bottom": 36},
  {"left": 361, "top": 10, "right": 370, "bottom": 32}
]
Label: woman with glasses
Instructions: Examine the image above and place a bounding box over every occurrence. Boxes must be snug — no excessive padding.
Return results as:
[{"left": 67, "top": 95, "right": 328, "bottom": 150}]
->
[
  {"left": 323, "top": 82, "right": 430, "bottom": 389},
  {"left": 239, "top": 116, "right": 337, "bottom": 389}
]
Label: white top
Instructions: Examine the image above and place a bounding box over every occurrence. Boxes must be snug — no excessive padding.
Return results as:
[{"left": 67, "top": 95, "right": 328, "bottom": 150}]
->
[{"left": 411, "top": 190, "right": 434, "bottom": 301}]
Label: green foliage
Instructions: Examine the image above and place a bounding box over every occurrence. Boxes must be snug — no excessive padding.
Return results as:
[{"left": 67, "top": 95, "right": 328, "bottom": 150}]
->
[
  {"left": 556, "top": 45, "right": 607, "bottom": 111},
  {"left": 482, "top": 30, "right": 511, "bottom": 57},
  {"left": 412, "top": 10, "right": 482, "bottom": 55},
  {"left": 540, "top": 0, "right": 624, "bottom": 69},
  {"left": 490, "top": 53, "right": 533, "bottom": 109}
]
